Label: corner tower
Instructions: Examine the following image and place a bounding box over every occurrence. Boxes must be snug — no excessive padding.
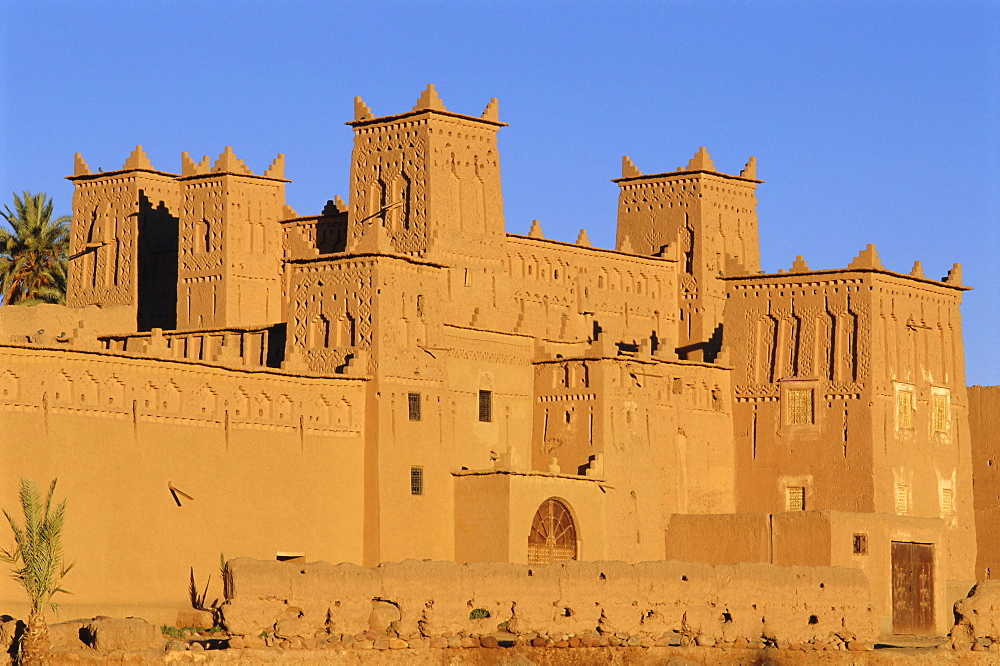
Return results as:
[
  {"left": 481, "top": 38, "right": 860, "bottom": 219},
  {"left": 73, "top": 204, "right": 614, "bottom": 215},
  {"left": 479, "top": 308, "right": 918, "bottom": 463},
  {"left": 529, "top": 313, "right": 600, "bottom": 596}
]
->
[
  {"left": 175, "top": 147, "right": 289, "bottom": 328},
  {"left": 345, "top": 85, "right": 507, "bottom": 264},
  {"left": 614, "top": 149, "right": 761, "bottom": 361},
  {"left": 66, "top": 147, "right": 180, "bottom": 331}
]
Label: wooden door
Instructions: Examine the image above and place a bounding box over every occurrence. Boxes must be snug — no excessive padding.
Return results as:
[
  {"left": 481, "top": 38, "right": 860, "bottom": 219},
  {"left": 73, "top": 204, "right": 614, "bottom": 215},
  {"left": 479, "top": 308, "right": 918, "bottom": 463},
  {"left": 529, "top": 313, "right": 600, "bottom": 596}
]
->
[{"left": 891, "top": 541, "right": 935, "bottom": 634}]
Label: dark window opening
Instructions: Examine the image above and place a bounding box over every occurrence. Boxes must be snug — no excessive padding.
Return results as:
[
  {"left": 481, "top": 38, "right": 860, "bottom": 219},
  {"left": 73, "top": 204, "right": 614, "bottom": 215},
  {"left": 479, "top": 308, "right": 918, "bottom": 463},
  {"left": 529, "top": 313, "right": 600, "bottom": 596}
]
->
[
  {"left": 410, "top": 466, "right": 423, "bottom": 495},
  {"left": 853, "top": 533, "right": 868, "bottom": 555},
  {"left": 408, "top": 392, "right": 421, "bottom": 421},
  {"left": 478, "top": 390, "right": 493, "bottom": 422}
]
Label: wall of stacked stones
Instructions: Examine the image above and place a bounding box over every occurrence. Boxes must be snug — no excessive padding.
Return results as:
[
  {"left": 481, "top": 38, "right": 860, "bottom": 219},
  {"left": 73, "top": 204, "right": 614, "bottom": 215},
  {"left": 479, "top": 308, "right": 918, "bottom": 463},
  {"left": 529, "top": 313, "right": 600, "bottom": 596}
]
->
[{"left": 220, "top": 558, "right": 877, "bottom": 647}]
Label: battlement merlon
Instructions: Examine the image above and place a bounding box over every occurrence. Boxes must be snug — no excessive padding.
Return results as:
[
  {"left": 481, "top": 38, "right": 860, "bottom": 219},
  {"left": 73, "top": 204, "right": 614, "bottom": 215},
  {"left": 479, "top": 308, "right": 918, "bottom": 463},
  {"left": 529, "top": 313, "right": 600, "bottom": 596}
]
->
[
  {"left": 346, "top": 85, "right": 508, "bottom": 129},
  {"left": 345, "top": 107, "right": 508, "bottom": 129},
  {"left": 721, "top": 265, "right": 972, "bottom": 292}
]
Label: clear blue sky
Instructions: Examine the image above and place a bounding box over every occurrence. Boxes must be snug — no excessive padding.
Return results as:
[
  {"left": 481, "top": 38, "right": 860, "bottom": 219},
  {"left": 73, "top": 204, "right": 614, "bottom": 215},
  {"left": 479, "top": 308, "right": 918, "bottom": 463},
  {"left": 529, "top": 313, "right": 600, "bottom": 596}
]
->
[{"left": 2, "top": 1, "right": 997, "bottom": 385}]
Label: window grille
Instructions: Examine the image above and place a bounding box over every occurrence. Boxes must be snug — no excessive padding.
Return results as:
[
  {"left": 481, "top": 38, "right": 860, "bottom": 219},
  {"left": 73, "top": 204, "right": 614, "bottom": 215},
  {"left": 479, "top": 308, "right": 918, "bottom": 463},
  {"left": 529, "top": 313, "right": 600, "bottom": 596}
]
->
[
  {"left": 786, "top": 389, "right": 813, "bottom": 425},
  {"left": 941, "top": 487, "right": 954, "bottom": 515},
  {"left": 853, "top": 533, "right": 868, "bottom": 555},
  {"left": 408, "top": 392, "right": 421, "bottom": 421},
  {"left": 410, "top": 466, "right": 423, "bottom": 496},
  {"left": 932, "top": 394, "right": 949, "bottom": 433},
  {"left": 897, "top": 390, "right": 914, "bottom": 429},
  {"left": 786, "top": 486, "right": 805, "bottom": 511},
  {"left": 478, "top": 390, "right": 492, "bottom": 422},
  {"left": 895, "top": 484, "right": 909, "bottom": 514}
]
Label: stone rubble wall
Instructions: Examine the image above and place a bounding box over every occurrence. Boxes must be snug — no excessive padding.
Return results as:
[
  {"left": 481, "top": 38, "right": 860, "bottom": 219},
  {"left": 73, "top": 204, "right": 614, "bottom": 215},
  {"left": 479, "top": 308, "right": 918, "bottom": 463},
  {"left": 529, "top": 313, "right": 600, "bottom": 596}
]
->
[{"left": 220, "top": 558, "right": 877, "bottom": 647}]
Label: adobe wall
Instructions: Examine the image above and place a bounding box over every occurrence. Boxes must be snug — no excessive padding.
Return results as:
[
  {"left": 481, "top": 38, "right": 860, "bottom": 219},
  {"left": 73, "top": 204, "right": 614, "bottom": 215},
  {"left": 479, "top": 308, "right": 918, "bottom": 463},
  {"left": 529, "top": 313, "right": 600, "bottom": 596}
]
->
[
  {"left": 0, "top": 344, "right": 367, "bottom": 624},
  {"left": 665, "top": 510, "right": 972, "bottom": 635},
  {"left": 0, "top": 302, "right": 133, "bottom": 345},
  {"left": 970, "top": 385, "right": 1000, "bottom": 579},
  {"left": 219, "top": 558, "right": 877, "bottom": 646}
]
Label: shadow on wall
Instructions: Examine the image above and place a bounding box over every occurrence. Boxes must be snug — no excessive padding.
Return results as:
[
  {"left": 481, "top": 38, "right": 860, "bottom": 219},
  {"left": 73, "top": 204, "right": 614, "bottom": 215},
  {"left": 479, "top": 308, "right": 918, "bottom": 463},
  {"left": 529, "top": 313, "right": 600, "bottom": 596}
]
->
[{"left": 136, "top": 192, "right": 177, "bottom": 332}]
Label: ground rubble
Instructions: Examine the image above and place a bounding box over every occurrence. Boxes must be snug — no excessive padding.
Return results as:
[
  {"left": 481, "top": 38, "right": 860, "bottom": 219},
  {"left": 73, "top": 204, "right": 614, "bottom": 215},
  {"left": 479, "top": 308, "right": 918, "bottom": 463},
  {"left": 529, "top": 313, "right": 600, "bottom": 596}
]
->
[{"left": 1, "top": 617, "right": 997, "bottom": 665}]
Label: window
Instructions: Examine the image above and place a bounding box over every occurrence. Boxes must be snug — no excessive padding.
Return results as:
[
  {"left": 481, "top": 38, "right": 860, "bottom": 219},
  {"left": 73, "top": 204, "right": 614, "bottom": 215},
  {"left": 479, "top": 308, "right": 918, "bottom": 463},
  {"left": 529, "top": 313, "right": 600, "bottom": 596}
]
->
[
  {"left": 408, "top": 392, "right": 421, "bottom": 421},
  {"left": 897, "top": 388, "right": 915, "bottom": 429},
  {"left": 410, "top": 466, "right": 423, "bottom": 495},
  {"left": 941, "top": 487, "right": 954, "bottom": 516},
  {"left": 786, "top": 486, "right": 805, "bottom": 511},
  {"left": 786, "top": 389, "right": 814, "bottom": 425},
  {"left": 895, "top": 484, "right": 909, "bottom": 514},
  {"left": 853, "top": 533, "right": 868, "bottom": 555},
  {"left": 932, "top": 393, "right": 949, "bottom": 433},
  {"left": 478, "top": 390, "right": 492, "bottom": 422}
]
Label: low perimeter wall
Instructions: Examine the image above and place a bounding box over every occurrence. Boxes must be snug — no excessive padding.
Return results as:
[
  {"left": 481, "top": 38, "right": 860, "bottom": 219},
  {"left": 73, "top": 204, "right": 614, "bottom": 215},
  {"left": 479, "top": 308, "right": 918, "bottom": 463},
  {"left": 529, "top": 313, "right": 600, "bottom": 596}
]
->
[{"left": 220, "top": 558, "right": 877, "bottom": 647}]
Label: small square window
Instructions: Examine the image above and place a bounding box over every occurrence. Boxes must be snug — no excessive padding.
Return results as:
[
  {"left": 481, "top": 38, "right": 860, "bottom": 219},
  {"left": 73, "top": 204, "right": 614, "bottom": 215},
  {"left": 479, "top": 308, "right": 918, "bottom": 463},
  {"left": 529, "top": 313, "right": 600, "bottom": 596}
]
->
[
  {"left": 786, "top": 389, "right": 814, "bottom": 425},
  {"left": 852, "top": 533, "right": 868, "bottom": 555},
  {"left": 478, "top": 390, "right": 493, "bottom": 422},
  {"left": 786, "top": 486, "right": 805, "bottom": 511},
  {"left": 410, "top": 466, "right": 423, "bottom": 496},
  {"left": 895, "top": 484, "right": 909, "bottom": 514},
  {"left": 408, "top": 392, "right": 421, "bottom": 421},
  {"left": 932, "top": 394, "right": 949, "bottom": 433},
  {"left": 941, "top": 487, "right": 954, "bottom": 515},
  {"left": 897, "top": 390, "right": 914, "bottom": 429}
]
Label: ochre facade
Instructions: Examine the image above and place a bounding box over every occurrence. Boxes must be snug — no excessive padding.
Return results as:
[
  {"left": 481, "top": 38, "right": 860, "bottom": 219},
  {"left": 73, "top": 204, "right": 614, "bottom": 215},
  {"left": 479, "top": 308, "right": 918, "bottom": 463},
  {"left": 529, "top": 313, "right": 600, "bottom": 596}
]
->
[{"left": 0, "top": 87, "right": 981, "bottom": 635}]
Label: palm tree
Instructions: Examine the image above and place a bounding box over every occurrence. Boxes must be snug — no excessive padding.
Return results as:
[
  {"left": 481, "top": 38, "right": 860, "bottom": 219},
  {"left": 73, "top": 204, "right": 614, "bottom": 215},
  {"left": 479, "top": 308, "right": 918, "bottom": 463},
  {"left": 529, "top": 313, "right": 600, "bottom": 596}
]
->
[
  {"left": 1, "top": 479, "right": 73, "bottom": 666},
  {"left": 0, "top": 192, "right": 71, "bottom": 305}
]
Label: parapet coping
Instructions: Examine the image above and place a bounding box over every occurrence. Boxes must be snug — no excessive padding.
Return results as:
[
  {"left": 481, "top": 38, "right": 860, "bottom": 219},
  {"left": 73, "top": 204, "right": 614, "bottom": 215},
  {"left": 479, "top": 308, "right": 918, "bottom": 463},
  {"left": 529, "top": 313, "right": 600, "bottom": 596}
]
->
[
  {"left": 534, "top": 354, "right": 731, "bottom": 371},
  {"left": 66, "top": 168, "right": 290, "bottom": 183},
  {"left": 0, "top": 343, "right": 369, "bottom": 382},
  {"left": 99, "top": 324, "right": 276, "bottom": 339},
  {"left": 723, "top": 266, "right": 970, "bottom": 291},
  {"left": 613, "top": 168, "right": 763, "bottom": 185},
  {"left": 506, "top": 234, "right": 677, "bottom": 263},
  {"left": 287, "top": 252, "right": 447, "bottom": 269},
  {"left": 346, "top": 107, "right": 507, "bottom": 129},
  {"left": 452, "top": 467, "right": 609, "bottom": 486}
]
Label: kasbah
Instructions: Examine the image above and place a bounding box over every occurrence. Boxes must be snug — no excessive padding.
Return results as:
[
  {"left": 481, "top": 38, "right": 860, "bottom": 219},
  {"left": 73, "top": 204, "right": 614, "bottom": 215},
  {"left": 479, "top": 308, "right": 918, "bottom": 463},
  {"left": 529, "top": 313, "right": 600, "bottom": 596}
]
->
[{"left": 2, "top": 85, "right": 998, "bottom": 662}]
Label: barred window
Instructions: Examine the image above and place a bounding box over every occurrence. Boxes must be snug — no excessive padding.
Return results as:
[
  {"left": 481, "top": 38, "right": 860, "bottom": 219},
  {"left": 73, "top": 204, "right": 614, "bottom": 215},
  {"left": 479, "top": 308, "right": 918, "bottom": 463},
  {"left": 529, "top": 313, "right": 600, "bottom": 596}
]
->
[
  {"left": 787, "top": 389, "right": 814, "bottom": 425},
  {"left": 410, "top": 466, "right": 423, "bottom": 496},
  {"left": 895, "top": 484, "right": 909, "bottom": 514},
  {"left": 941, "top": 487, "right": 954, "bottom": 515},
  {"left": 478, "top": 390, "right": 493, "bottom": 422},
  {"left": 786, "top": 486, "right": 805, "bottom": 511},
  {"left": 897, "top": 390, "right": 914, "bottom": 429},
  {"left": 852, "top": 533, "right": 868, "bottom": 555},
  {"left": 932, "top": 394, "right": 949, "bottom": 432},
  {"left": 408, "top": 392, "right": 421, "bottom": 421}
]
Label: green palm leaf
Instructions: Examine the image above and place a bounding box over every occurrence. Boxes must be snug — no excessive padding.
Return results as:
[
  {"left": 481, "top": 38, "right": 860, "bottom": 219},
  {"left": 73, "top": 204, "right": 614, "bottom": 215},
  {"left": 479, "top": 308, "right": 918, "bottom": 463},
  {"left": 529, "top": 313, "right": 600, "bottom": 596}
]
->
[{"left": 0, "top": 192, "right": 70, "bottom": 305}]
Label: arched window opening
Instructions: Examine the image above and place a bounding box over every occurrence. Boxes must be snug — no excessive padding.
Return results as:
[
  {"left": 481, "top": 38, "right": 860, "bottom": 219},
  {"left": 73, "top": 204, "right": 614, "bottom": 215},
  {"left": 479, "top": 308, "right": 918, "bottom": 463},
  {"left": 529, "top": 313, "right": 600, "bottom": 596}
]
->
[{"left": 528, "top": 498, "right": 577, "bottom": 565}]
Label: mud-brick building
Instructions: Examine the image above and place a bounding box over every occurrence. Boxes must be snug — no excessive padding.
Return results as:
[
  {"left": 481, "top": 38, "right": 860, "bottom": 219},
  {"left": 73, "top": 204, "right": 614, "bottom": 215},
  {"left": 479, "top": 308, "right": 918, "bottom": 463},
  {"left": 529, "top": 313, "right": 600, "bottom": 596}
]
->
[{"left": 0, "top": 86, "right": 979, "bottom": 635}]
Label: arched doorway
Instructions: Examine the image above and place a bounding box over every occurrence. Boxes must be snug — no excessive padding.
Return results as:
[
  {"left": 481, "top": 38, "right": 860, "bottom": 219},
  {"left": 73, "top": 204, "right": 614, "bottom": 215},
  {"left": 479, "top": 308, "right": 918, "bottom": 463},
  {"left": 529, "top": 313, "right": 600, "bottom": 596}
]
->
[{"left": 527, "top": 498, "right": 577, "bottom": 565}]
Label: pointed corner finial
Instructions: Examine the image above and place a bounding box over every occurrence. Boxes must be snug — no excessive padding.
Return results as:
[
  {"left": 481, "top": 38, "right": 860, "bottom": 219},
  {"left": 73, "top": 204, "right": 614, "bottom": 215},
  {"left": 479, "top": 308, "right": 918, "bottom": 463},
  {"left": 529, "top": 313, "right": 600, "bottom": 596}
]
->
[
  {"left": 213, "top": 146, "right": 252, "bottom": 175},
  {"left": 740, "top": 156, "right": 757, "bottom": 179},
  {"left": 910, "top": 261, "right": 925, "bottom": 279},
  {"left": 481, "top": 97, "right": 499, "bottom": 122},
  {"left": 619, "top": 235, "right": 635, "bottom": 254},
  {"left": 264, "top": 154, "right": 286, "bottom": 179},
  {"left": 180, "top": 152, "right": 198, "bottom": 177},
  {"left": 848, "top": 243, "right": 884, "bottom": 270},
  {"left": 413, "top": 84, "right": 447, "bottom": 112},
  {"left": 622, "top": 156, "right": 642, "bottom": 178},
  {"left": 122, "top": 145, "right": 154, "bottom": 171},
  {"left": 943, "top": 263, "right": 963, "bottom": 286},
  {"left": 528, "top": 219, "right": 544, "bottom": 239},
  {"left": 684, "top": 146, "right": 716, "bottom": 172},
  {"left": 790, "top": 255, "right": 810, "bottom": 273},
  {"left": 354, "top": 96, "right": 373, "bottom": 121},
  {"left": 322, "top": 197, "right": 347, "bottom": 216},
  {"left": 73, "top": 153, "right": 91, "bottom": 176},
  {"left": 576, "top": 229, "right": 592, "bottom": 247}
]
